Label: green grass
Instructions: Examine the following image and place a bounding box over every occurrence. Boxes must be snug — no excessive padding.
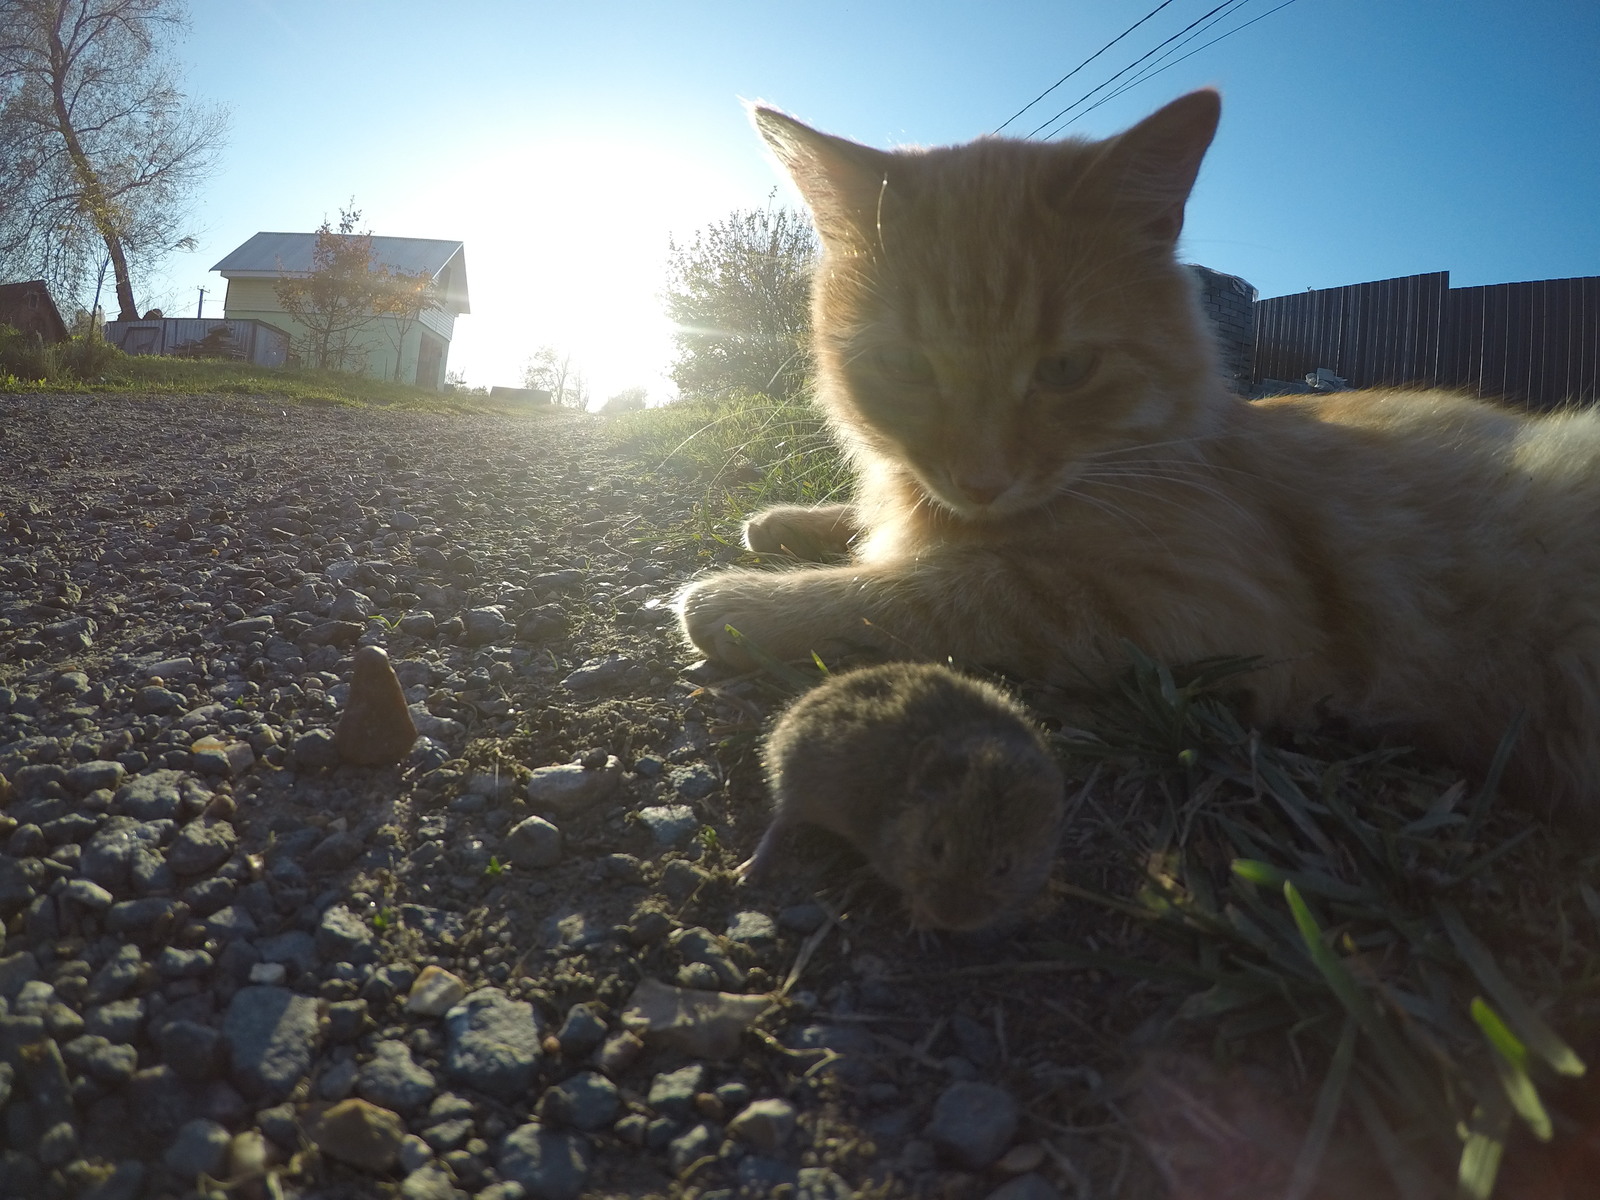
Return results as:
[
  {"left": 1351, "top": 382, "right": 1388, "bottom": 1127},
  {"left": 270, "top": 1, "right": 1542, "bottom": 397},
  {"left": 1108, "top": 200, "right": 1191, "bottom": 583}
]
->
[
  {"left": 604, "top": 388, "right": 851, "bottom": 551},
  {"left": 0, "top": 332, "right": 509, "bottom": 411},
  {"left": 1041, "top": 647, "right": 1596, "bottom": 1199}
]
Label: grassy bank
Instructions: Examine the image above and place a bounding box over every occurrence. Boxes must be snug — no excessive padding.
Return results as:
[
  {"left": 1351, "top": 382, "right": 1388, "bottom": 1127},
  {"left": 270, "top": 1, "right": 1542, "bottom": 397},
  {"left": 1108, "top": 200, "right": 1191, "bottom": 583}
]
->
[{"left": 0, "top": 331, "right": 503, "bottom": 411}]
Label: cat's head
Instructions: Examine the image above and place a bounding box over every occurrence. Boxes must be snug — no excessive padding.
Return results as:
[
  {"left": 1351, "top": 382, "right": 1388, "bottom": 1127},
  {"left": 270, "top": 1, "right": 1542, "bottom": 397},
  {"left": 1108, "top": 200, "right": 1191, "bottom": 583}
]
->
[{"left": 753, "top": 92, "right": 1224, "bottom": 520}]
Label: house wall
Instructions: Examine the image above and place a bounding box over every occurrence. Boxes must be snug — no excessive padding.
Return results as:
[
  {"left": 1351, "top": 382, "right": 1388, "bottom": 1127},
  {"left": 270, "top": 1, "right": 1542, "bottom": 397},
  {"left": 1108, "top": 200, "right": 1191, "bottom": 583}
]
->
[{"left": 222, "top": 278, "right": 449, "bottom": 387}]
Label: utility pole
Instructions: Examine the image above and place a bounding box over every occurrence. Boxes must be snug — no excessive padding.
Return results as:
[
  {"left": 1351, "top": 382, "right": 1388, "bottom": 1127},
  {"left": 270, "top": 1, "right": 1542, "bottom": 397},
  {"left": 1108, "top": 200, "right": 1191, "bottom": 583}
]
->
[{"left": 196, "top": 286, "right": 206, "bottom": 318}]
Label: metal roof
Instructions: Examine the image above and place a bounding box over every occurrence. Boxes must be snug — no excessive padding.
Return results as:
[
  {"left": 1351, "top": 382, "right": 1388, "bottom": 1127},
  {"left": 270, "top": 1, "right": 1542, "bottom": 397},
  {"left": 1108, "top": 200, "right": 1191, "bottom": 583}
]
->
[{"left": 211, "top": 232, "right": 470, "bottom": 313}]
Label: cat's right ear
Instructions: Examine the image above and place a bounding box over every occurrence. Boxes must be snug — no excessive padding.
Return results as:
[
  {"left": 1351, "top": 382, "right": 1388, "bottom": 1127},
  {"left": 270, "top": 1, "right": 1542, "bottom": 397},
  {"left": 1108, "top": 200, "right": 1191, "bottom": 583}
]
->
[{"left": 748, "top": 104, "right": 892, "bottom": 244}]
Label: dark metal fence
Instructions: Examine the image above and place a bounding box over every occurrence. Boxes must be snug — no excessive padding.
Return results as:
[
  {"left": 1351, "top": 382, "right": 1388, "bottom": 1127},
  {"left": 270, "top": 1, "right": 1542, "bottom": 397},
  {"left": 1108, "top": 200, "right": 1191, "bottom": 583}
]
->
[{"left": 1253, "top": 271, "right": 1600, "bottom": 408}]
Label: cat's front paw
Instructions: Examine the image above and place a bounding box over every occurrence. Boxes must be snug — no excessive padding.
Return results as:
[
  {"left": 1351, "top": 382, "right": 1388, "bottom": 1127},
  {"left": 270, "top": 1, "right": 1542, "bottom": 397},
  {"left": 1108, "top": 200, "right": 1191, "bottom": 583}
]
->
[
  {"left": 744, "top": 504, "right": 859, "bottom": 562},
  {"left": 676, "top": 571, "right": 778, "bottom": 668},
  {"left": 677, "top": 567, "right": 866, "bottom": 668}
]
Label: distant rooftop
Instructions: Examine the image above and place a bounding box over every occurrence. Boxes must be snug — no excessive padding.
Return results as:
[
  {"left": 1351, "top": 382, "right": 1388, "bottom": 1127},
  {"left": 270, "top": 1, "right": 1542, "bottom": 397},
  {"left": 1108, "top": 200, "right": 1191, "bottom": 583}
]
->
[{"left": 212, "top": 232, "right": 470, "bottom": 313}]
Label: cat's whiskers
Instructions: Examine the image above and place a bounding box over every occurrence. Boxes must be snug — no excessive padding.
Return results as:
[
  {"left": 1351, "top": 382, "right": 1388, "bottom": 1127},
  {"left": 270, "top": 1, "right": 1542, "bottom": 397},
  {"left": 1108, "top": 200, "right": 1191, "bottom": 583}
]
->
[{"left": 1077, "top": 466, "right": 1271, "bottom": 544}]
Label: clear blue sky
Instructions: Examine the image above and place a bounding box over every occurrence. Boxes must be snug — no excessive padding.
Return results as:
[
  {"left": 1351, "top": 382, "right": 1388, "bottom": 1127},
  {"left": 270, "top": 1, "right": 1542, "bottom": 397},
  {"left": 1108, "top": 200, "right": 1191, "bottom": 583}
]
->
[{"left": 145, "top": 0, "right": 1600, "bottom": 401}]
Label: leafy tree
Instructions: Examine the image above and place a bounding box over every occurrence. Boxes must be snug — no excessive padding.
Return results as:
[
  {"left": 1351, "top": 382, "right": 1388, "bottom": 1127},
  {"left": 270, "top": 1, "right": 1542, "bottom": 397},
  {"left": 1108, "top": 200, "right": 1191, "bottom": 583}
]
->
[
  {"left": 274, "top": 206, "right": 384, "bottom": 373},
  {"left": 522, "top": 345, "right": 589, "bottom": 408},
  {"left": 663, "top": 194, "right": 817, "bottom": 401},
  {"left": 373, "top": 265, "right": 439, "bottom": 383},
  {"left": 0, "top": 0, "right": 229, "bottom": 319}
]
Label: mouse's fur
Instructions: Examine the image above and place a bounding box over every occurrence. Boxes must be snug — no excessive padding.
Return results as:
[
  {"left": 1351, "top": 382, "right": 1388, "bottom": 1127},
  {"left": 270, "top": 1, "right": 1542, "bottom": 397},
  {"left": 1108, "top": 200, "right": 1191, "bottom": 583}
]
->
[{"left": 745, "top": 662, "right": 1065, "bottom": 931}]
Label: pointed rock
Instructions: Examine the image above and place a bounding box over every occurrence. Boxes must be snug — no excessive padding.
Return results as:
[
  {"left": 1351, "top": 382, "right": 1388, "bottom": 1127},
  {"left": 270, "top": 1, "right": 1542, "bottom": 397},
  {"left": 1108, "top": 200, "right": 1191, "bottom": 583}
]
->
[{"left": 334, "top": 645, "right": 417, "bottom": 766}]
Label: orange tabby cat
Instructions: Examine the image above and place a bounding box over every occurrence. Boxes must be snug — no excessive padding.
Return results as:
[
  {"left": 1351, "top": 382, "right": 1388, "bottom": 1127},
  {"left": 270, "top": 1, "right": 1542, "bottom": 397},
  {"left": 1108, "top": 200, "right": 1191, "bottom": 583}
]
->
[{"left": 677, "top": 90, "right": 1600, "bottom": 819}]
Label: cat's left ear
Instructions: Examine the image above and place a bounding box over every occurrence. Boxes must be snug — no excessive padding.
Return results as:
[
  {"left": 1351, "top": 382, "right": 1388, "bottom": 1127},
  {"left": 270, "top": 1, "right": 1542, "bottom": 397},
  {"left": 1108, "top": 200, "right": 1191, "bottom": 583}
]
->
[
  {"left": 1097, "top": 89, "right": 1221, "bottom": 243},
  {"left": 748, "top": 103, "right": 892, "bottom": 243}
]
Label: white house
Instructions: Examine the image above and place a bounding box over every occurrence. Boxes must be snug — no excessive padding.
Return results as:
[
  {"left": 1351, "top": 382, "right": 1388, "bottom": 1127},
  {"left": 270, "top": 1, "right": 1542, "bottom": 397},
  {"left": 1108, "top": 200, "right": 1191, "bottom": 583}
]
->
[{"left": 211, "top": 233, "right": 470, "bottom": 388}]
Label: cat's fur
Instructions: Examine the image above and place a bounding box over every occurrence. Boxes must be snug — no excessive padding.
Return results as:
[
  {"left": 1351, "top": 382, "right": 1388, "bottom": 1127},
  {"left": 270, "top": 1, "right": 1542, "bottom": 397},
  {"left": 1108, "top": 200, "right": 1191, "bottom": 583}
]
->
[{"left": 677, "top": 90, "right": 1600, "bottom": 819}]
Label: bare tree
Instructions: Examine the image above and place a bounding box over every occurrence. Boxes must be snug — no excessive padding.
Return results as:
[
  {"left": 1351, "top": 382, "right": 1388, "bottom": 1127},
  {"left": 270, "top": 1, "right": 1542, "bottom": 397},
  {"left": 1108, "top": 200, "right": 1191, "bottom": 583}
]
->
[
  {"left": 663, "top": 193, "right": 817, "bottom": 401},
  {"left": 522, "top": 345, "right": 589, "bottom": 408},
  {"left": 0, "top": 0, "right": 228, "bottom": 318}
]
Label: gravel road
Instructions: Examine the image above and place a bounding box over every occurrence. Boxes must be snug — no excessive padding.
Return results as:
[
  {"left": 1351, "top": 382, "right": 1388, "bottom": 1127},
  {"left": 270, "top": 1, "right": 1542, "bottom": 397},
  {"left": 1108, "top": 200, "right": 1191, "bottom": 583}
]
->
[{"left": 0, "top": 391, "right": 1153, "bottom": 1200}]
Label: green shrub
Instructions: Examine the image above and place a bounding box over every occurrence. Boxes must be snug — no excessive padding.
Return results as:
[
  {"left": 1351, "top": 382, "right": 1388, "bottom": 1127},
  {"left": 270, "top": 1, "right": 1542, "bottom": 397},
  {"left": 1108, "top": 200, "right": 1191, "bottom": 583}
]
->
[
  {"left": 0, "top": 324, "right": 56, "bottom": 381},
  {"left": 53, "top": 331, "right": 124, "bottom": 378}
]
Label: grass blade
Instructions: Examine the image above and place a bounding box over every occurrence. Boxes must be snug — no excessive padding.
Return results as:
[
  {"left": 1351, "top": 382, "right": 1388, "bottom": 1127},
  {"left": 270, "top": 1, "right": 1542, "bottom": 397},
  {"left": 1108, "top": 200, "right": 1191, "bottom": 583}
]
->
[
  {"left": 1286, "top": 1015, "right": 1358, "bottom": 1200},
  {"left": 1438, "top": 904, "right": 1585, "bottom": 1078},
  {"left": 1471, "top": 997, "right": 1553, "bottom": 1141},
  {"left": 1284, "top": 882, "right": 1442, "bottom": 1124}
]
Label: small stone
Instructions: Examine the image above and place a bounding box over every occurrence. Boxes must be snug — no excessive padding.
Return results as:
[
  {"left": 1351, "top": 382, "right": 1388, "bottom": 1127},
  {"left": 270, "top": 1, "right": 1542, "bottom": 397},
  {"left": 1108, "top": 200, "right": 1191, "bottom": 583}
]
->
[
  {"left": 669, "top": 764, "right": 720, "bottom": 799},
  {"left": 334, "top": 645, "right": 418, "bottom": 766},
  {"left": 667, "top": 1123, "right": 717, "bottom": 1173},
  {"left": 622, "top": 979, "right": 768, "bottom": 1059},
  {"left": 504, "top": 815, "right": 562, "bottom": 868},
  {"left": 190, "top": 737, "right": 255, "bottom": 777},
  {"left": 164, "top": 1117, "right": 231, "bottom": 1179},
  {"left": 65, "top": 760, "right": 126, "bottom": 795},
  {"left": 397, "top": 611, "right": 437, "bottom": 638},
  {"left": 249, "top": 962, "right": 287, "bottom": 986},
  {"left": 317, "top": 904, "right": 377, "bottom": 964},
  {"left": 636, "top": 804, "right": 698, "bottom": 846},
  {"left": 307, "top": 1097, "right": 407, "bottom": 1173},
  {"left": 357, "top": 1040, "right": 437, "bottom": 1114},
  {"left": 290, "top": 729, "right": 340, "bottom": 770},
  {"left": 555, "top": 1003, "right": 607, "bottom": 1056},
  {"left": 228, "top": 1130, "right": 271, "bottom": 1179},
  {"left": 167, "top": 818, "right": 238, "bottom": 875},
  {"left": 497, "top": 1123, "right": 593, "bottom": 1200},
  {"left": 925, "top": 1081, "right": 1020, "bottom": 1169},
  {"left": 538, "top": 1070, "right": 620, "bottom": 1131},
  {"left": 560, "top": 654, "right": 633, "bottom": 690},
  {"left": 591, "top": 1030, "right": 644, "bottom": 1076},
  {"left": 523, "top": 758, "right": 622, "bottom": 812},
  {"left": 155, "top": 1019, "right": 223, "bottom": 1082},
  {"left": 443, "top": 988, "right": 543, "bottom": 1102},
  {"left": 223, "top": 985, "right": 322, "bottom": 1101},
  {"left": 728, "top": 1098, "right": 797, "bottom": 1153},
  {"left": 400, "top": 1163, "right": 463, "bottom": 1200},
  {"left": 0, "top": 950, "right": 39, "bottom": 998},
  {"left": 462, "top": 607, "right": 512, "bottom": 645},
  {"left": 646, "top": 1063, "right": 706, "bottom": 1118},
  {"left": 725, "top": 910, "right": 778, "bottom": 946},
  {"left": 134, "top": 686, "right": 185, "bottom": 716},
  {"left": 405, "top": 965, "right": 468, "bottom": 1017}
]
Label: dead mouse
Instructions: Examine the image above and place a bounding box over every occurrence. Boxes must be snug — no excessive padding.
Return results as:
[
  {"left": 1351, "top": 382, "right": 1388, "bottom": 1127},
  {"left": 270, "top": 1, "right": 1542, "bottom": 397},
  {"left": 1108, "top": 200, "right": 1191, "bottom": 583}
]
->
[{"left": 741, "top": 662, "right": 1065, "bottom": 932}]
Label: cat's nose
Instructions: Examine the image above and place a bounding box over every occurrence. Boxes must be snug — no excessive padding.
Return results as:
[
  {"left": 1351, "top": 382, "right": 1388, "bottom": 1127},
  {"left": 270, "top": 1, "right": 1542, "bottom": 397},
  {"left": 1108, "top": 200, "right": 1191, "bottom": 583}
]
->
[{"left": 954, "top": 477, "right": 1007, "bottom": 506}]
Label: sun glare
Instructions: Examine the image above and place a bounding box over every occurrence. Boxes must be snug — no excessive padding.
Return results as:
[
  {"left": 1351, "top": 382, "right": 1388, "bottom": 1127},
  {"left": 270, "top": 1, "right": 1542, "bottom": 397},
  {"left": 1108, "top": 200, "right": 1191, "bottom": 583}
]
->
[{"left": 428, "top": 134, "right": 759, "bottom": 404}]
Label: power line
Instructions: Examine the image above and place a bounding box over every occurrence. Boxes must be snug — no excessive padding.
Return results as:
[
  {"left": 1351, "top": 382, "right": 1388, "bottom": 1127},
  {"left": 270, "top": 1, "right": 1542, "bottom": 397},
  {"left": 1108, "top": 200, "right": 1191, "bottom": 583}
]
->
[
  {"left": 1056, "top": 0, "right": 1306, "bottom": 131},
  {"left": 993, "top": 0, "right": 1183, "bottom": 135},
  {"left": 1028, "top": 0, "right": 1247, "bottom": 138}
]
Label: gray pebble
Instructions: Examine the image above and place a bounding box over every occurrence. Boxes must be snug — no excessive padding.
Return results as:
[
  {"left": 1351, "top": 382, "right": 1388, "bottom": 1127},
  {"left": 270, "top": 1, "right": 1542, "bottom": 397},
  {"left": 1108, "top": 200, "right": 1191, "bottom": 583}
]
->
[
  {"left": 555, "top": 1003, "right": 608, "bottom": 1056},
  {"left": 539, "top": 1070, "right": 619, "bottom": 1131},
  {"left": 86, "top": 997, "right": 145, "bottom": 1043},
  {"left": 316, "top": 904, "right": 378, "bottom": 964},
  {"left": 155, "top": 1019, "right": 223, "bottom": 1082},
  {"left": 505, "top": 815, "right": 562, "bottom": 868},
  {"left": 223, "top": 985, "right": 322, "bottom": 1101},
  {"left": 167, "top": 818, "right": 238, "bottom": 875},
  {"left": 728, "top": 1098, "right": 797, "bottom": 1153},
  {"left": 669, "top": 764, "right": 720, "bottom": 799},
  {"left": 636, "top": 804, "right": 698, "bottom": 846},
  {"left": 163, "top": 1117, "right": 231, "bottom": 1179},
  {"left": 497, "top": 1123, "right": 593, "bottom": 1200},
  {"left": 668, "top": 1123, "right": 717, "bottom": 1173},
  {"left": 358, "top": 1039, "right": 438, "bottom": 1113},
  {"left": 524, "top": 758, "right": 621, "bottom": 812},
  {"left": 443, "top": 988, "right": 543, "bottom": 1102},
  {"left": 647, "top": 1063, "right": 705, "bottom": 1119},
  {"left": 924, "top": 1080, "right": 1020, "bottom": 1169}
]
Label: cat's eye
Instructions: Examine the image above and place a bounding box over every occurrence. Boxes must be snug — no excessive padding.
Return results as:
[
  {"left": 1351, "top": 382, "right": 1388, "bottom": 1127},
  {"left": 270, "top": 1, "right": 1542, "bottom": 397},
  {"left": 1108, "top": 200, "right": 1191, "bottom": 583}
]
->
[
  {"left": 1032, "top": 349, "right": 1099, "bottom": 391},
  {"left": 865, "top": 345, "right": 936, "bottom": 385}
]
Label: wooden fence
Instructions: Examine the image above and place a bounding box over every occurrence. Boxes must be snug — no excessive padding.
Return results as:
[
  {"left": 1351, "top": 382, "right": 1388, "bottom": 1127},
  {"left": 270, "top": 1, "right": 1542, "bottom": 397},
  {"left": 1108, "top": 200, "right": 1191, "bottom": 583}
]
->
[{"left": 1252, "top": 271, "right": 1600, "bottom": 409}]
